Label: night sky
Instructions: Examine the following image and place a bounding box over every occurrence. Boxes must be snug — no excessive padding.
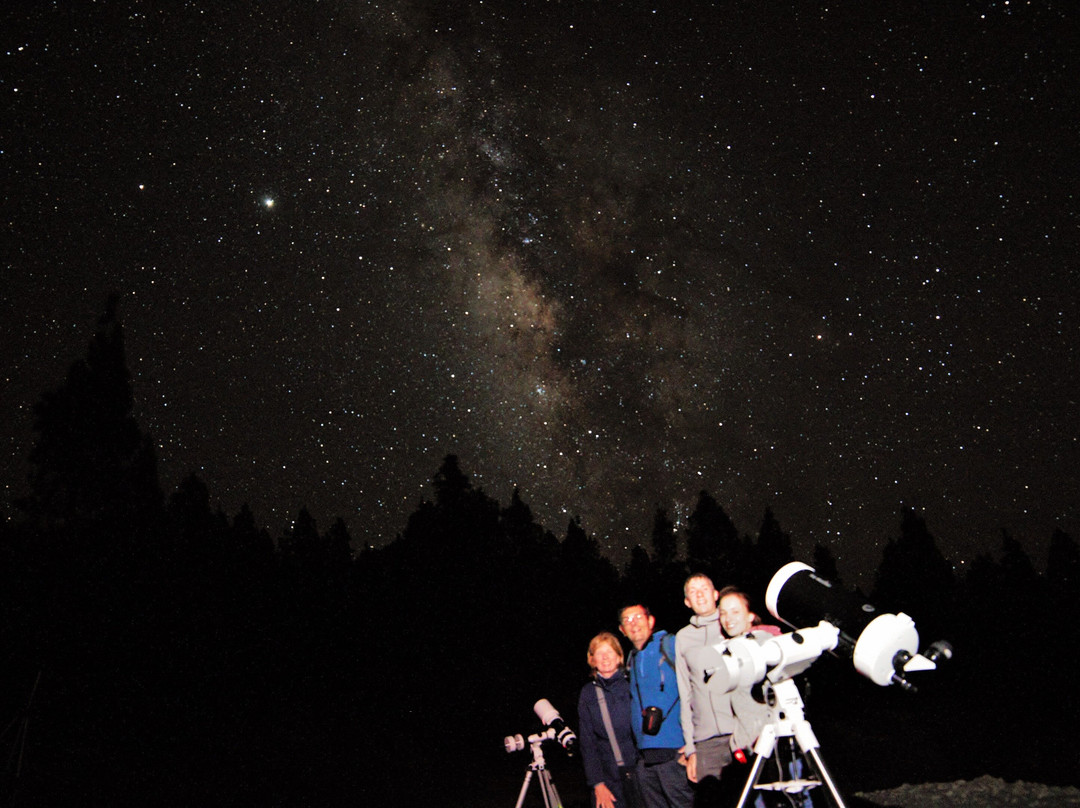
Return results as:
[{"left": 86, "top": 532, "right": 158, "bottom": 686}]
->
[{"left": 3, "top": 1, "right": 1076, "bottom": 582}]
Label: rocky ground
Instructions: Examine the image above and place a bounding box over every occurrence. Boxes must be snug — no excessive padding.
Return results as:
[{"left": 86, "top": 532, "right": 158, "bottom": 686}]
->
[{"left": 854, "top": 775, "right": 1080, "bottom": 808}]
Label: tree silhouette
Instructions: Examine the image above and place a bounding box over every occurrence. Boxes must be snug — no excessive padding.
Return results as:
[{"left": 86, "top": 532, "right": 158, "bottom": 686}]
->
[
  {"left": 324, "top": 517, "right": 353, "bottom": 577},
  {"left": 5, "top": 297, "right": 175, "bottom": 804},
  {"left": 559, "top": 517, "right": 620, "bottom": 629},
  {"left": 998, "top": 530, "right": 1044, "bottom": 612},
  {"left": 811, "top": 543, "right": 841, "bottom": 586},
  {"left": 625, "top": 542, "right": 654, "bottom": 590},
  {"left": 872, "top": 508, "right": 956, "bottom": 640},
  {"left": 432, "top": 452, "right": 471, "bottom": 507},
  {"left": 402, "top": 454, "right": 501, "bottom": 557},
  {"left": 17, "top": 298, "right": 167, "bottom": 659},
  {"left": 685, "top": 490, "right": 741, "bottom": 583},
  {"left": 499, "top": 486, "right": 561, "bottom": 621},
  {"left": 280, "top": 506, "right": 351, "bottom": 630},
  {"left": 750, "top": 507, "right": 795, "bottom": 597},
  {"left": 1046, "top": 528, "right": 1079, "bottom": 586},
  {"left": 502, "top": 486, "right": 536, "bottom": 535},
  {"left": 168, "top": 472, "right": 228, "bottom": 569},
  {"left": 230, "top": 502, "right": 276, "bottom": 579},
  {"left": 650, "top": 506, "right": 677, "bottom": 568},
  {"left": 1046, "top": 528, "right": 1079, "bottom": 627},
  {"left": 21, "top": 295, "right": 162, "bottom": 532}
]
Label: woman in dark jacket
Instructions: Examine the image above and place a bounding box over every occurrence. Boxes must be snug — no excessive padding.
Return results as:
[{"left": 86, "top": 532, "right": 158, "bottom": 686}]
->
[{"left": 577, "top": 632, "right": 642, "bottom": 808}]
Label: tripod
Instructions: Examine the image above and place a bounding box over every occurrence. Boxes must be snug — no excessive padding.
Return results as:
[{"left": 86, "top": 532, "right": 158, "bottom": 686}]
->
[
  {"left": 509, "top": 729, "right": 565, "bottom": 808},
  {"left": 735, "top": 678, "right": 847, "bottom": 808}
]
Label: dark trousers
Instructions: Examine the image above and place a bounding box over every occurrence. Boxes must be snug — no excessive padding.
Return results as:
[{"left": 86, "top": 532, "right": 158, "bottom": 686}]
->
[{"left": 636, "top": 755, "right": 695, "bottom": 808}]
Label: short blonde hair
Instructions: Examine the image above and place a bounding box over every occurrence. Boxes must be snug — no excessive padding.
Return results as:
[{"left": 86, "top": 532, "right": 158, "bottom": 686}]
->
[
  {"left": 684, "top": 572, "right": 716, "bottom": 597},
  {"left": 586, "top": 632, "right": 624, "bottom": 674}
]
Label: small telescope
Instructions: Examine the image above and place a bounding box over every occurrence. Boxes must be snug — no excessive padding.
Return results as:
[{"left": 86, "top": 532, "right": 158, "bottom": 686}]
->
[
  {"left": 504, "top": 700, "right": 577, "bottom": 808},
  {"left": 504, "top": 698, "right": 578, "bottom": 755}
]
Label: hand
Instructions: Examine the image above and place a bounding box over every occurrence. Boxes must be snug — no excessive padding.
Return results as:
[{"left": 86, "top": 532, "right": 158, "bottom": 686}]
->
[
  {"left": 686, "top": 752, "right": 698, "bottom": 783},
  {"left": 594, "top": 781, "right": 617, "bottom": 808},
  {"left": 676, "top": 747, "right": 688, "bottom": 768}
]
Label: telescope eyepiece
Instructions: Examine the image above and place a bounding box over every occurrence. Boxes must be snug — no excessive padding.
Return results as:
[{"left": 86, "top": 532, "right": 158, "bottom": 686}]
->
[{"left": 925, "top": 641, "right": 954, "bottom": 665}]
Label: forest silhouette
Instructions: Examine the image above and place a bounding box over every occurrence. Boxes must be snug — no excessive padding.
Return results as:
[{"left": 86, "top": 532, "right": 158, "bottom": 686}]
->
[{"left": 2, "top": 300, "right": 1077, "bottom": 807}]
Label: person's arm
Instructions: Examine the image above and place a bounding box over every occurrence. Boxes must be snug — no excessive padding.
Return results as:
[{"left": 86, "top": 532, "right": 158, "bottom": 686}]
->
[
  {"left": 577, "top": 685, "right": 608, "bottom": 793},
  {"left": 675, "top": 630, "right": 705, "bottom": 782},
  {"left": 626, "top": 653, "right": 643, "bottom": 750},
  {"left": 674, "top": 631, "right": 696, "bottom": 761}
]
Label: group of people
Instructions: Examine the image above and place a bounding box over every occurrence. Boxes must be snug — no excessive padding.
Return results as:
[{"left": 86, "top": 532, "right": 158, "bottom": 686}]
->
[{"left": 576, "top": 573, "right": 805, "bottom": 808}]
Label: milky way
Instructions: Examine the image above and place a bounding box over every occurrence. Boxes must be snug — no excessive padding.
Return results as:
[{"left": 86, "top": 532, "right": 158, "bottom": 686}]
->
[{"left": 3, "top": 2, "right": 1076, "bottom": 580}]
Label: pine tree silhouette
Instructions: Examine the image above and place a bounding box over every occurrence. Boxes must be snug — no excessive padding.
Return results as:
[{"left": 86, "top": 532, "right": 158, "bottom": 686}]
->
[
  {"left": 751, "top": 506, "right": 795, "bottom": 596},
  {"left": 872, "top": 508, "right": 955, "bottom": 641},
  {"left": 22, "top": 295, "right": 162, "bottom": 531},
  {"left": 685, "top": 490, "right": 741, "bottom": 583},
  {"left": 650, "top": 506, "right": 677, "bottom": 568}
]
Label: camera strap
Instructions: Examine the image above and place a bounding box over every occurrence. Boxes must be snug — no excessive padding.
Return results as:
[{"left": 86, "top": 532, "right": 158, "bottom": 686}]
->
[{"left": 593, "top": 683, "right": 626, "bottom": 767}]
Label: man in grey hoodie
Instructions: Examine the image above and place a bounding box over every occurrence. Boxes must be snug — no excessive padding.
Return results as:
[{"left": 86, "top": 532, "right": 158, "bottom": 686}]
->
[
  {"left": 676, "top": 574, "right": 778, "bottom": 805},
  {"left": 674, "top": 573, "right": 731, "bottom": 787}
]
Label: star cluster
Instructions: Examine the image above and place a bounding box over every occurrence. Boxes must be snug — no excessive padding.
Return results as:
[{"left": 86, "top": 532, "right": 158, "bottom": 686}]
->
[{"left": 2, "top": 1, "right": 1076, "bottom": 579}]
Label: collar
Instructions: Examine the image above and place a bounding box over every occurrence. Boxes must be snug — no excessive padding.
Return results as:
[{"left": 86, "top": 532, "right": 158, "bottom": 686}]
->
[
  {"left": 690, "top": 610, "right": 720, "bottom": 628},
  {"left": 594, "top": 670, "right": 624, "bottom": 687},
  {"left": 637, "top": 628, "right": 666, "bottom": 652}
]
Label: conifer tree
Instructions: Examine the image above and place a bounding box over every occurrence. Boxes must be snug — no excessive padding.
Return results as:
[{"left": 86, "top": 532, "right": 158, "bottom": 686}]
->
[
  {"left": 752, "top": 507, "right": 794, "bottom": 596},
  {"left": 502, "top": 486, "right": 546, "bottom": 549},
  {"left": 22, "top": 295, "right": 162, "bottom": 532},
  {"left": 432, "top": 453, "right": 471, "bottom": 507},
  {"left": 650, "top": 506, "right": 676, "bottom": 568},
  {"left": 998, "top": 529, "right": 1042, "bottom": 611},
  {"left": 18, "top": 297, "right": 165, "bottom": 656},
  {"left": 685, "top": 490, "right": 740, "bottom": 582},
  {"left": 872, "top": 508, "right": 955, "bottom": 638},
  {"left": 811, "top": 543, "right": 841, "bottom": 586},
  {"left": 1046, "top": 528, "right": 1079, "bottom": 614}
]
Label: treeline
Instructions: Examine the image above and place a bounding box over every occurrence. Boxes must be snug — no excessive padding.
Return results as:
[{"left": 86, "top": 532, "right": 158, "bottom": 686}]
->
[{"left": 2, "top": 301, "right": 1077, "bottom": 806}]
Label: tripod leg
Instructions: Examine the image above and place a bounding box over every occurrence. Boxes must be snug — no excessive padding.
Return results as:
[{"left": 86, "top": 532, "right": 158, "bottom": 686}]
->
[
  {"left": 538, "top": 768, "right": 565, "bottom": 808},
  {"left": 804, "top": 748, "right": 847, "bottom": 808},
  {"left": 514, "top": 769, "right": 535, "bottom": 808},
  {"left": 735, "top": 753, "right": 768, "bottom": 808}
]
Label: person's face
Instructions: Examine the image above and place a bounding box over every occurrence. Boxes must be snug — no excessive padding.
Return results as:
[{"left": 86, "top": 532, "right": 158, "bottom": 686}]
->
[
  {"left": 619, "top": 606, "right": 656, "bottom": 650},
  {"left": 591, "top": 642, "right": 621, "bottom": 678},
  {"left": 684, "top": 577, "right": 719, "bottom": 617},
  {"left": 719, "top": 593, "right": 754, "bottom": 637}
]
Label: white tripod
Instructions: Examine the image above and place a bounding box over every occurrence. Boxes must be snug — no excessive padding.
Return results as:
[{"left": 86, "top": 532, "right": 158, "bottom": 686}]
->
[
  {"left": 506, "top": 729, "right": 566, "bottom": 808},
  {"left": 735, "top": 678, "right": 847, "bottom": 808}
]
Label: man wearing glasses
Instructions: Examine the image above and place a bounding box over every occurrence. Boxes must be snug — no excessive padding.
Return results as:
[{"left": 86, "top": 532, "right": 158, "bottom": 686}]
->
[{"left": 619, "top": 604, "right": 695, "bottom": 808}]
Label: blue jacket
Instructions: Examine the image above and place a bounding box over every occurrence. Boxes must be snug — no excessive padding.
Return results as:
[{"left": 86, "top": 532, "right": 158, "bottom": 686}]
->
[
  {"left": 577, "top": 671, "right": 638, "bottom": 797},
  {"left": 627, "top": 630, "right": 685, "bottom": 751}
]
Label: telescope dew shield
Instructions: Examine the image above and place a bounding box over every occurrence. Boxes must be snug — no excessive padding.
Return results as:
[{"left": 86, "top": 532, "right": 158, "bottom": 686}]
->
[
  {"left": 533, "top": 699, "right": 578, "bottom": 755},
  {"left": 765, "top": 562, "right": 879, "bottom": 649},
  {"left": 533, "top": 699, "right": 560, "bottom": 726}
]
